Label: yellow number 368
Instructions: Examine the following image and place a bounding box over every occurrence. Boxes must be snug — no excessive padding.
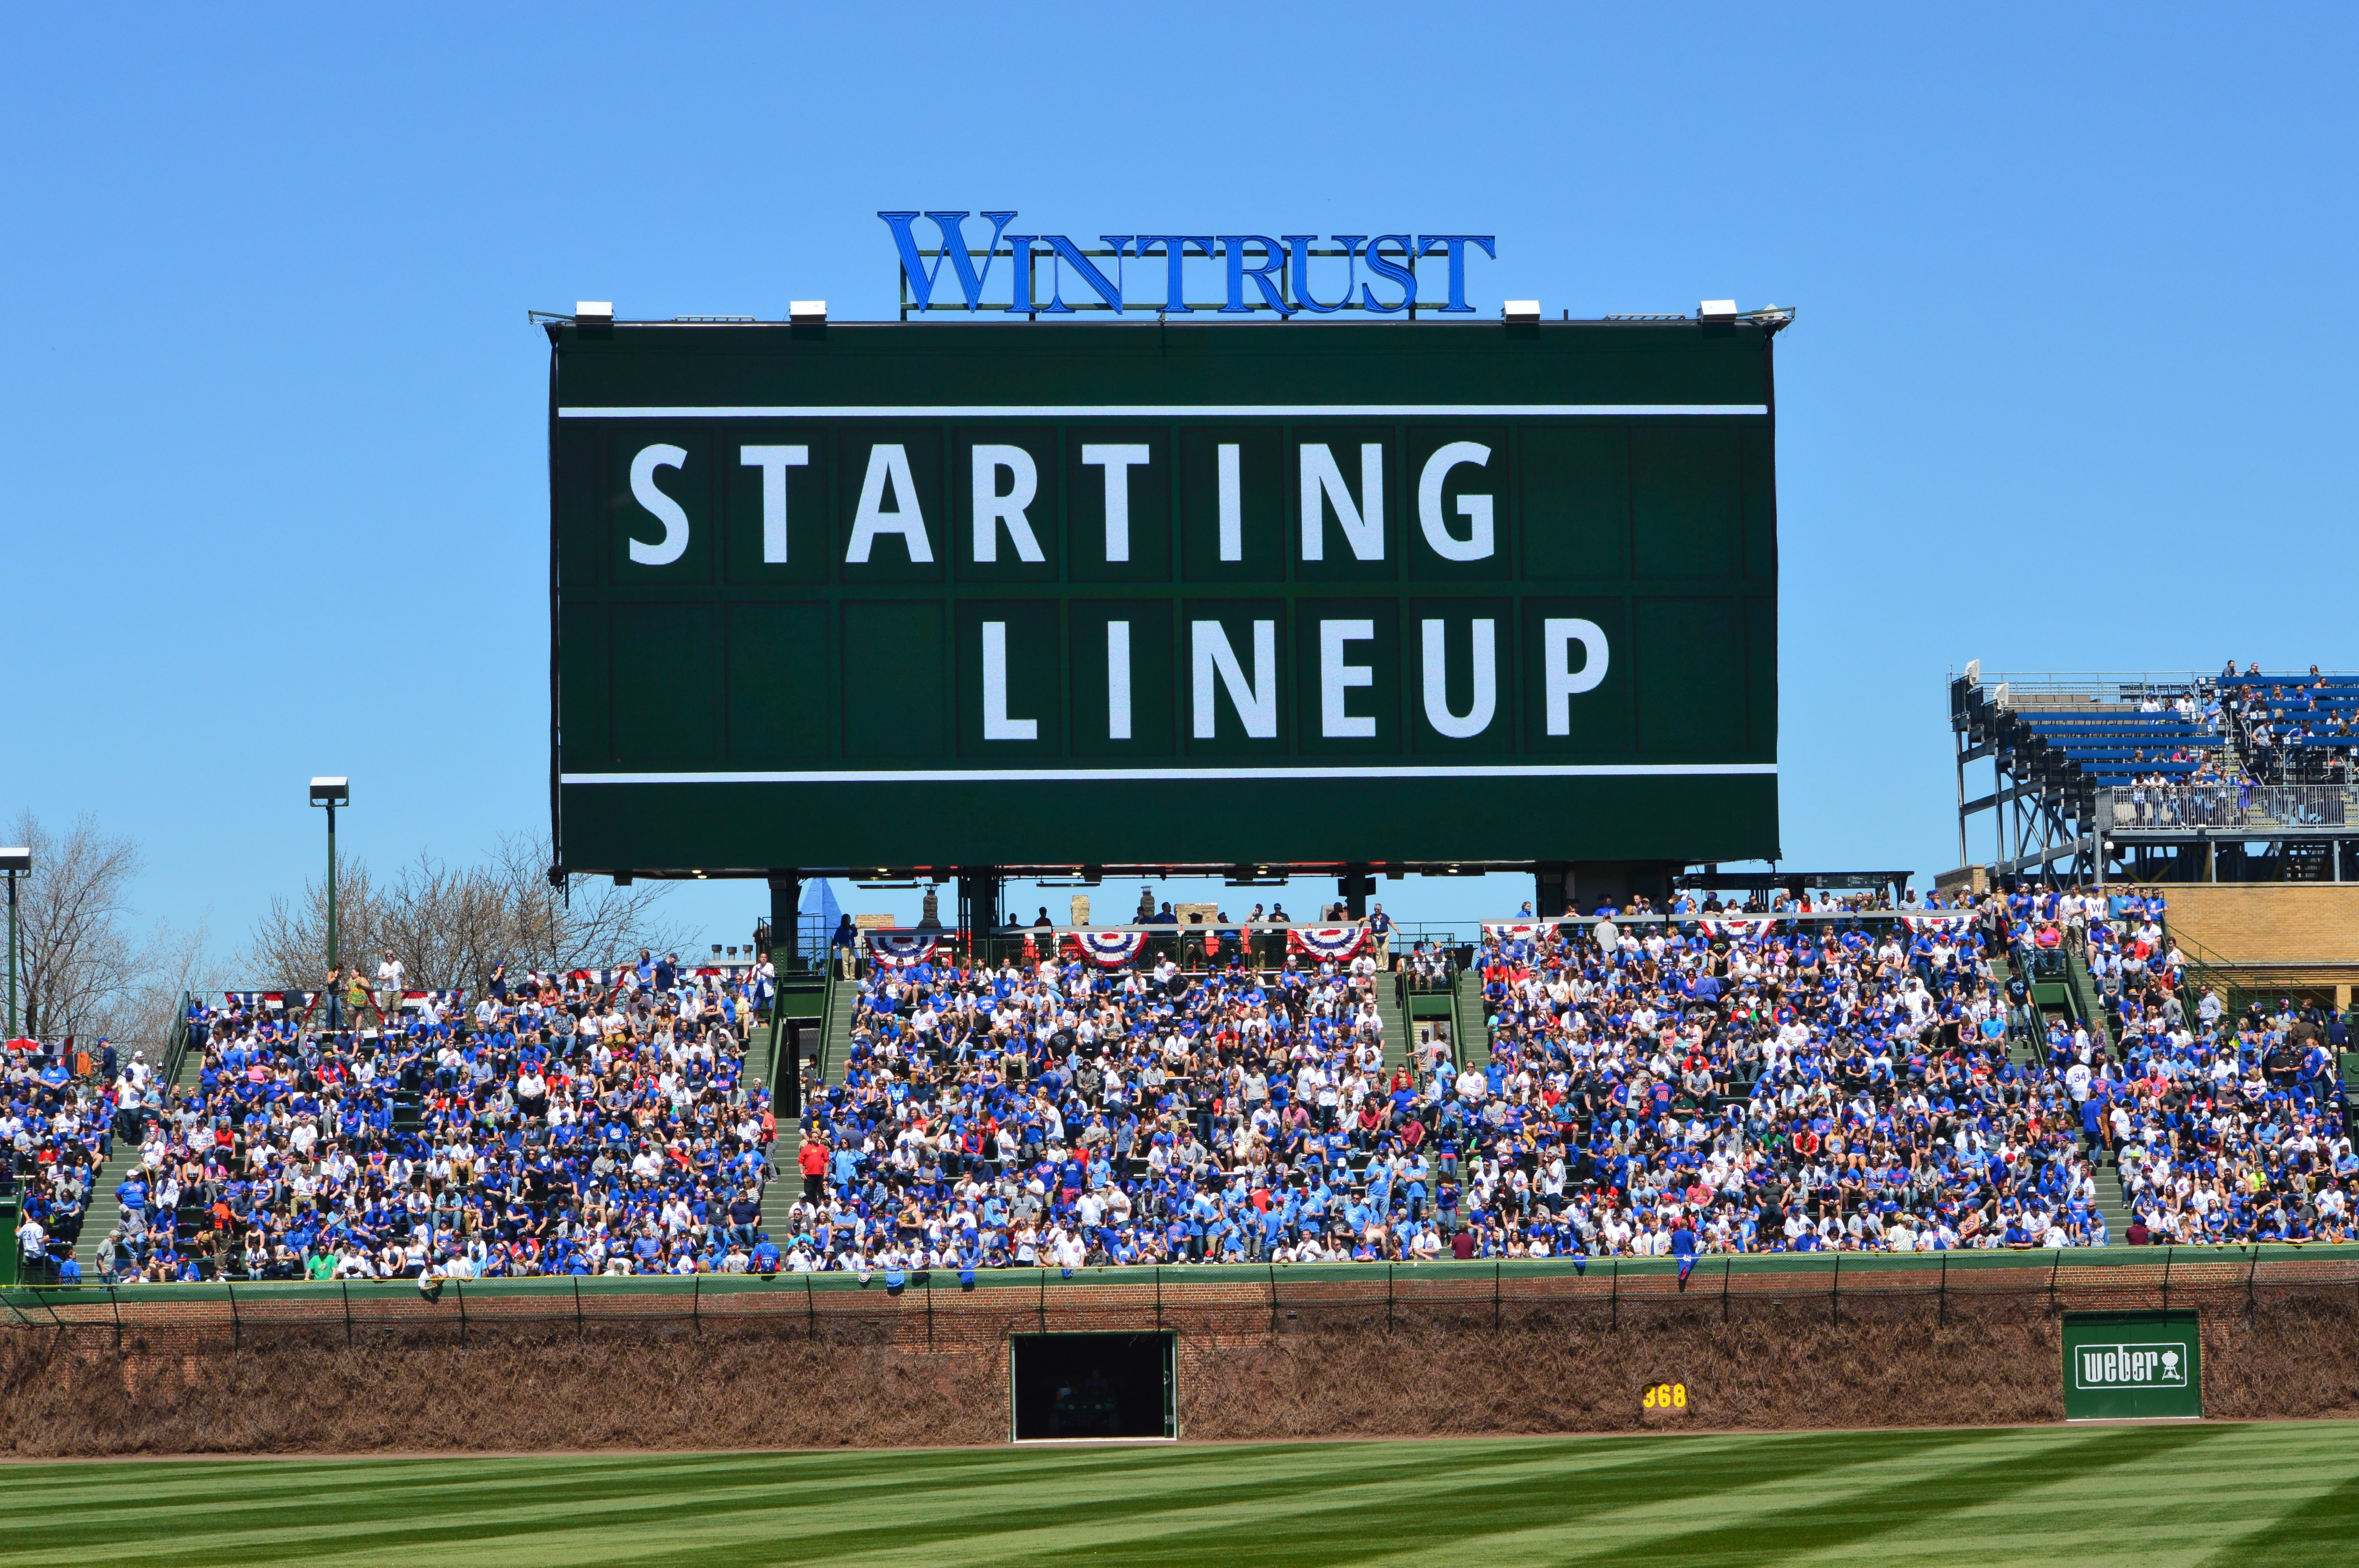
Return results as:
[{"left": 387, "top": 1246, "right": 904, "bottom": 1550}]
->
[{"left": 1642, "top": 1383, "right": 1689, "bottom": 1410}]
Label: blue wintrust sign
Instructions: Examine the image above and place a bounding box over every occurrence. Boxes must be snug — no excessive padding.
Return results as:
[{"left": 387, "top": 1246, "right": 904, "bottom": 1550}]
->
[{"left": 881, "top": 211, "right": 1498, "bottom": 317}]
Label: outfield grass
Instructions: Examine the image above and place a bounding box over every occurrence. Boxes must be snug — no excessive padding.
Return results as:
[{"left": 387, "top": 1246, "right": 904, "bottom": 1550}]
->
[{"left": 5, "top": 1421, "right": 2356, "bottom": 1567}]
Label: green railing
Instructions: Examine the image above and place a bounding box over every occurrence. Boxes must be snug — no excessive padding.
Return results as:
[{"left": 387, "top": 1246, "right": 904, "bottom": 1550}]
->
[
  {"left": 10, "top": 1244, "right": 2357, "bottom": 1342},
  {"left": 160, "top": 990, "right": 196, "bottom": 1089}
]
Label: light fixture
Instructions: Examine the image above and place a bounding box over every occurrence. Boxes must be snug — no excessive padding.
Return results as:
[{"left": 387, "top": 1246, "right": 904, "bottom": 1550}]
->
[
  {"left": 306, "top": 779, "right": 350, "bottom": 984},
  {"left": 1503, "top": 299, "right": 1541, "bottom": 323},
  {"left": 576, "top": 301, "right": 614, "bottom": 322},
  {"left": 1699, "top": 299, "right": 1737, "bottom": 321},
  {"left": 3, "top": 844, "right": 23, "bottom": 1037},
  {"left": 789, "top": 299, "right": 827, "bottom": 323}
]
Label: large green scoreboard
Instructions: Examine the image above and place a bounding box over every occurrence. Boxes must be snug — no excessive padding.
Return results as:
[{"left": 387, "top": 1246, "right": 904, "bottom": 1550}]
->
[{"left": 548, "top": 319, "right": 1780, "bottom": 876}]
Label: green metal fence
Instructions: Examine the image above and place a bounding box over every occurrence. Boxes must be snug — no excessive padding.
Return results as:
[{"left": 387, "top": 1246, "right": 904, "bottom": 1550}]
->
[{"left": 11, "top": 1245, "right": 2356, "bottom": 1353}]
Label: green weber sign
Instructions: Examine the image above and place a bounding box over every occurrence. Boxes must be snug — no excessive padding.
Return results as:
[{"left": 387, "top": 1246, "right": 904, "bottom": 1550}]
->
[
  {"left": 2062, "top": 1311, "right": 2203, "bottom": 1420},
  {"left": 548, "top": 320, "right": 1780, "bottom": 875}
]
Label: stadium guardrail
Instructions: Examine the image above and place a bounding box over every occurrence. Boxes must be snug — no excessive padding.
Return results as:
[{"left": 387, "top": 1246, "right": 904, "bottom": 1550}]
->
[
  {"left": 11, "top": 1245, "right": 2357, "bottom": 1350},
  {"left": 2102, "top": 783, "right": 2359, "bottom": 833},
  {"left": 847, "top": 909, "right": 1995, "bottom": 982}
]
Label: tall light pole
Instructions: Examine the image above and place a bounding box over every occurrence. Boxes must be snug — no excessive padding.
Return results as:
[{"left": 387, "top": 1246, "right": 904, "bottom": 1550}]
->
[
  {"left": 0, "top": 846, "right": 27, "bottom": 1038},
  {"left": 310, "top": 780, "right": 350, "bottom": 1014}
]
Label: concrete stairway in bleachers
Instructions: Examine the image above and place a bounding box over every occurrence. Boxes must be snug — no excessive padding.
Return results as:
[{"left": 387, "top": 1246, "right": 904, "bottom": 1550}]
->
[
  {"left": 1987, "top": 957, "right": 2038, "bottom": 1066},
  {"left": 75, "top": 1033, "right": 206, "bottom": 1276},
  {"left": 1454, "top": 970, "right": 1491, "bottom": 1066},
  {"left": 1376, "top": 973, "right": 1409, "bottom": 1073},
  {"left": 2062, "top": 951, "right": 2114, "bottom": 1051},
  {"left": 818, "top": 974, "right": 858, "bottom": 1086},
  {"left": 73, "top": 1125, "right": 147, "bottom": 1277},
  {"left": 2097, "top": 1163, "right": 2136, "bottom": 1245}
]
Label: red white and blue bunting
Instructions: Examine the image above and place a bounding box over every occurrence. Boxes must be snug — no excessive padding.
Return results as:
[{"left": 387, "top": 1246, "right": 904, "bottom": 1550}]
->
[
  {"left": 567, "top": 967, "right": 629, "bottom": 987},
  {"left": 401, "top": 989, "right": 467, "bottom": 1012},
  {"left": 224, "top": 991, "right": 319, "bottom": 1011},
  {"left": 1481, "top": 922, "right": 1546, "bottom": 944},
  {"left": 1065, "top": 930, "right": 1148, "bottom": 967},
  {"left": 867, "top": 933, "right": 941, "bottom": 968},
  {"left": 1900, "top": 915, "right": 1974, "bottom": 934},
  {"left": 1287, "top": 926, "right": 1368, "bottom": 961},
  {"left": 1695, "top": 917, "right": 1774, "bottom": 938}
]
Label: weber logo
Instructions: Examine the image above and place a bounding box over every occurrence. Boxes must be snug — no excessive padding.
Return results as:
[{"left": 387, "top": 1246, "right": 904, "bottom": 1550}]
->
[{"left": 2075, "top": 1343, "right": 2188, "bottom": 1389}]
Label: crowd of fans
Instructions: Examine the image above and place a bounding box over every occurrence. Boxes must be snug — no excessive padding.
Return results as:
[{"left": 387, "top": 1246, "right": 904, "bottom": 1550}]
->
[
  {"left": 8, "top": 951, "right": 784, "bottom": 1284},
  {"left": 2219, "top": 664, "right": 2359, "bottom": 787},
  {"left": 7, "top": 880, "right": 2354, "bottom": 1285},
  {"left": 783, "top": 883, "right": 2353, "bottom": 1272},
  {"left": 3, "top": 1037, "right": 134, "bottom": 1283}
]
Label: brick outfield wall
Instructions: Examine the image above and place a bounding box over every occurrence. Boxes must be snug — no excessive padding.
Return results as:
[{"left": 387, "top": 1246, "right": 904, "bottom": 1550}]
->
[
  {"left": 2152, "top": 884, "right": 2359, "bottom": 969},
  {"left": 6, "top": 1267, "right": 2358, "bottom": 1455}
]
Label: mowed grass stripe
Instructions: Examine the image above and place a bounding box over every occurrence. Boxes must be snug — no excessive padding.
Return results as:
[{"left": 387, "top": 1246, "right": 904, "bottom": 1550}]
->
[
  {"left": 1564, "top": 1423, "right": 2228, "bottom": 1568},
  {"left": 1326, "top": 1429, "right": 2048, "bottom": 1568},
  {"left": 2, "top": 1441, "right": 1282, "bottom": 1543},
  {"left": 668, "top": 1433, "right": 1983, "bottom": 1568},
  {"left": 33, "top": 1442, "right": 1525, "bottom": 1566},
  {"left": 2195, "top": 1469, "right": 2359, "bottom": 1568},
  {"left": 1017, "top": 1430, "right": 2022, "bottom": 1568},
  {"left": 0, "top": 1453, "right": 878, "bottom": 1540},
  {"left": 13, "top": 1436, "right": 1803, "bottom": 1568},
  {"left": 45, "top": 1431, "right": 2003, "bottom": 1568},
  {"left": 222, "top": 1440, "right": 1690, "bottom": 1568},
  {"left": 1797, "top": 1423, "right": 2359, "bottom": 1568},
  {"left": 11, "top": 1425, "right": 2359, "bottom": 1568}
]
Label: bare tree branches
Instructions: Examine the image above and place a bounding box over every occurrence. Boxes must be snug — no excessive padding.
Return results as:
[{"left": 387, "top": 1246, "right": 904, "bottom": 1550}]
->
[
  {"left": 0, "top": 809, "right": 687, "bottom": 1047},
  {"left": 247, "top": 862, "right": 382, "bottom": 993},
  {"left": 6, "top": 811, "right": 143, "bottom": 1042},
  {"left": 244, "top": 834, "right": 686, "bottom": 992},
  {"left": 113, "top": 913, "right": 225, "bottom": 1052}
]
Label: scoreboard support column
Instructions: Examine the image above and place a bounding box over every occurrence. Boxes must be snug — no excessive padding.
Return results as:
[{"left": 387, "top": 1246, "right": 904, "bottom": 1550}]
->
[
  {"left": 958, "top": 868, "right": 1005, "bottom": 963},
  {"left": 769, "top": 869, "right": 801, "bottom": 1124},
  {"left": 1340, "top": 867, "right": 1375, "bottom": 919},
  {"left": 768, "top": 871, "right": 803, "bottom": 973},
  {"left": 1535, "top": 863, "right": 1571, "bottom": 919}
]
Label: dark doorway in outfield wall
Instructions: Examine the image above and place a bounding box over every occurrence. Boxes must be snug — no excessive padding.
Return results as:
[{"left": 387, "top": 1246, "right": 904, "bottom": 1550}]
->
[{"left": 1010, "top": 1332, "right": 1176, "bottom": 1441}]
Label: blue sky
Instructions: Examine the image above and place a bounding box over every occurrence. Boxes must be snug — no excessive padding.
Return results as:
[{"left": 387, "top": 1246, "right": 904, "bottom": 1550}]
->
[{"left": 3, "top": 4, "right": 2353, "bottom": 958}]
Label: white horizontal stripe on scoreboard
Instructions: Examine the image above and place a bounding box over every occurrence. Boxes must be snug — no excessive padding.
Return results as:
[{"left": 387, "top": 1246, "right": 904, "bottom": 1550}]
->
[
  {"left": 564, "top": 763, "right": 1777, "bottom": 784},
  {"left": 556, "top": 403, "right": 1769, "bottom": 420}
]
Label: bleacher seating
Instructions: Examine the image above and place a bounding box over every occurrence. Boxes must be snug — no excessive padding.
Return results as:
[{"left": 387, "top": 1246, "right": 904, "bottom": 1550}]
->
[
  {"left": 9, "top": 957, "right": 783, "bottom": 1284},
  {"left": 2220, "top": 672, "right": 2359, "bottom": 785},
  {"left": 12, "top": 884, "right": 2356, "bottom": 1283},
  {"left": 789, "top": 888, "right": 2354, "bottom": 1267}
]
